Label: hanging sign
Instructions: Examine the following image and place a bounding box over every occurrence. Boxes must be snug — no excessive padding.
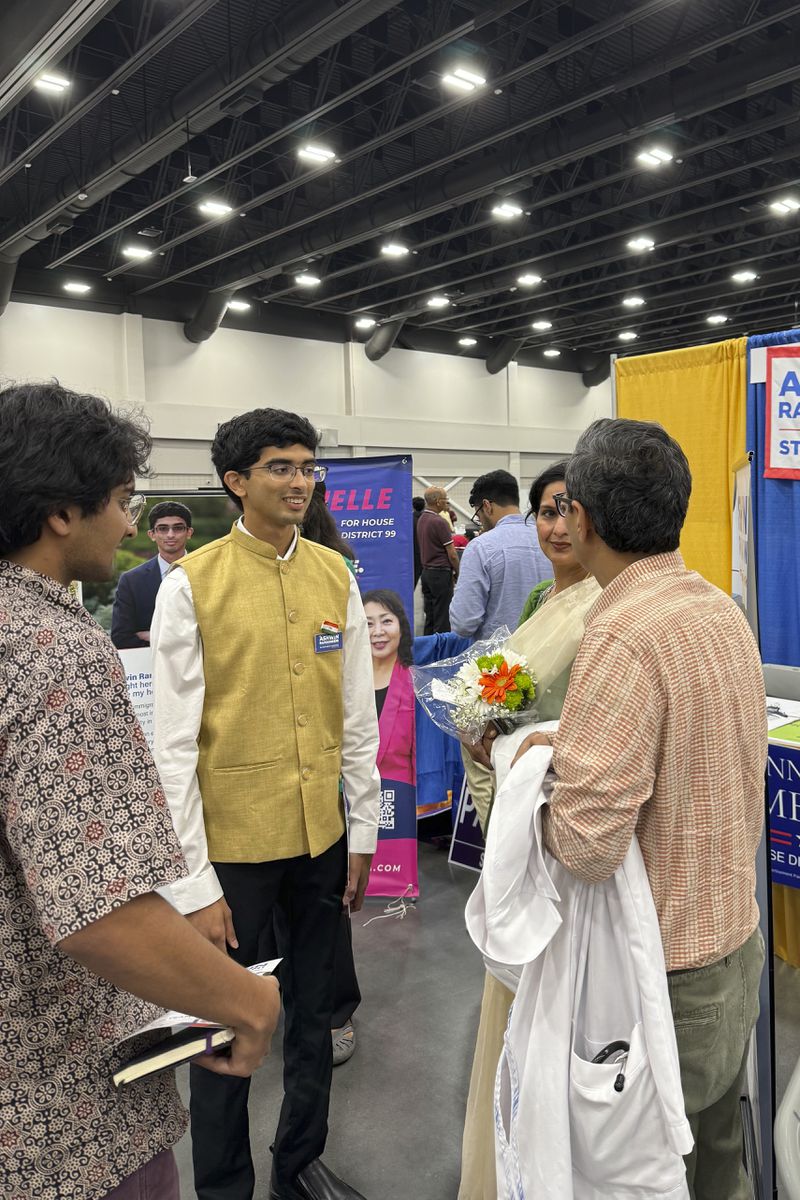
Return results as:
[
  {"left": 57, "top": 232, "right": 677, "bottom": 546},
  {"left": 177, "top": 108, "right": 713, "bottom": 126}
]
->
[{"left": 764, "top": 344, "right": 800, "bottom": 478}]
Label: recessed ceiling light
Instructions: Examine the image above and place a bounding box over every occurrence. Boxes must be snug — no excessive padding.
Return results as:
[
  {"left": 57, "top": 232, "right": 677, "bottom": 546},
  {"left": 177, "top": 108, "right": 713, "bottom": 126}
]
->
[
  {"left": 636, "top": 146, "right": 673, "bottom": 167},
  {"left": 198, "top": 200, "right": 233, "bottom": 217},
  {"left": 426, "top": 295, "right": 450, "bottom": 309},
  {"left": 122, "top": 245, "right": 153, "bottom": 260},
  {"left": 531, "top": 319, "right": 553, "bottom": 331},
  {"left": 227, "top": 299, "right": 251, "bottom": 312},
  {"left": 381, "top": 241, "right": 409, "bottom": 258},
  {"left": 35, "top": 73, "right": 70, "bottom": 93},
  {"left": 491, "top": 200, "right": 523, "bottom": 220},
  {"left": 442, "top": 66, "right": 486, "bottom": 92},
  {"left": 453, "top": 67, "right": 486, "bottom": 86},
  {"left": 618, "top": 330, "right": 638, "bottom": 342},
  {"left": 442, "top": 73, "right": 475, "bottom": 92},
  {"left": 295, "top": 272, "right": 321, "bottom": 288},
  {"left": 458, "top": 336, "right": 477, "bottom": 347},
  {"left": 63, "top": 281, "right": 91, "bottom": 294},
  {"left": 769, "top": 197, "right": 800, "bottom": 215},
  {"left": 627, "top": 235, "right": 655, "bottom": 252},
  {"left": 623, "top": 295, "right": 646, "bottom": 308},
  {"left": 731, "top": 270, "right": 758, "bottom": 283},
  {"left": 517, "top": 272, "right": 543, "bottom": 286},
  {"left": 298, "top": 144, "right": 336, "bottom": 163},
  {"left": 355, "top": 316, "right": 377, "bottom": 330},
  {"left": 706, "top": 313, "right": 728, "bottom": 325},
  {"left": 543, "top": 348, "right": 561, "bottom": 358}
]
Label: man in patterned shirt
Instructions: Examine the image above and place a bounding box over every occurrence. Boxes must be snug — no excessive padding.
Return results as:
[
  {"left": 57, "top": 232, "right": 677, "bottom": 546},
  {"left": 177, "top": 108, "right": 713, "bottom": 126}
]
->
[
  {"left": 514, "top": 418, "right": 766, "bottom": 1200},
  {"left": 0, "top": 382, "right": 281, "bottom": 1200}
]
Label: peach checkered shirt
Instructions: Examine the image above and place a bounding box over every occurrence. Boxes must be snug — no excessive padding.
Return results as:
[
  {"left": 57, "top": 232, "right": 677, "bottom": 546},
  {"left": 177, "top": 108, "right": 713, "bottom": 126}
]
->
[{"left": 543, "top": 552, "right": 766, "bottom": 971}]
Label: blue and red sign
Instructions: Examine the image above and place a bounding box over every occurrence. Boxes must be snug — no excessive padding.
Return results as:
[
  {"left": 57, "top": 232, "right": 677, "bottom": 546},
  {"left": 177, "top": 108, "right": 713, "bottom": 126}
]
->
[
  {"left": 765, "top": 344, "right": 800, "bottom": 478},
  {"left": 767, "top": 741, "right": 800, "bottom": 888}
]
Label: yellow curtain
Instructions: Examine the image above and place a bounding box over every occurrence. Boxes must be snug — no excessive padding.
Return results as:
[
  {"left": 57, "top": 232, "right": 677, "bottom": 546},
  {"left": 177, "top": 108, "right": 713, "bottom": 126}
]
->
[{"left": 615, "top": 338, "right": 747, "bottom": 592}]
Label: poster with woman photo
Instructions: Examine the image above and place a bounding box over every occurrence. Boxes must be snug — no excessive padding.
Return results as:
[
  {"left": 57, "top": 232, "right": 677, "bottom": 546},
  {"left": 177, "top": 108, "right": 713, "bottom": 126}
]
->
[{"left": 321, "top": 457, "right": 418, "bottom": 898}]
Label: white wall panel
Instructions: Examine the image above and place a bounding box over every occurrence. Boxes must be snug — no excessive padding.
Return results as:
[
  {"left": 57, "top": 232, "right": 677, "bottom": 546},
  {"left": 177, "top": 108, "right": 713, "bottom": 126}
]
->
[
  {"left": 142, "top": 319, "right": 346, "bottom": 418},
  {"left": 0, "top": 301, "right": 127, "bottom": 398},
  {"left": 510, "top": 362, "right": 613, "bottom": 431},
  {"left": 352, "top": 346, "right": 508, "bottom": 424},
  {"left": 3, "top": 302, "right": 613, "bottom": 485}
]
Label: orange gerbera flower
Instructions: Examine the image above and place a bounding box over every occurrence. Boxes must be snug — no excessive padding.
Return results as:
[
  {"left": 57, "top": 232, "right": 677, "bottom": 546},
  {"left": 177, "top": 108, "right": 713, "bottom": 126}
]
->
[{"left": 478, "top": 660, "right": 521, "bottom": 704}]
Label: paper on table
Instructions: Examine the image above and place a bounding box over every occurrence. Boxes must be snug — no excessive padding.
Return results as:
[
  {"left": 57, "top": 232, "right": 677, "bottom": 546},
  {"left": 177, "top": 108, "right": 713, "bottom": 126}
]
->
[
  {"left": 766, "top": 696, "right": 800, "bottom": 734},
  {"left": 130, "top": 958, "right": 282, "bottom": 1036}
]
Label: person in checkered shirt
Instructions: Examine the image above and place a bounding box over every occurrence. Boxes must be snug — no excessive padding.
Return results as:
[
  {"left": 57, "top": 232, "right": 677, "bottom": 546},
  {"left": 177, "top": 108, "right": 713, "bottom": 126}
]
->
[{"left": 514, "top": 418, "right": 766, "bottom": 1200}]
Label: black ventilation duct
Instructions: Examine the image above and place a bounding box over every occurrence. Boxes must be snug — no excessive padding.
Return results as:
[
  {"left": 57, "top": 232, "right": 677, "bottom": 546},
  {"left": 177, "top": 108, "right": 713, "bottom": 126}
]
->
[
  {"left": 486, "top": 337, "right": 524, "bottom": 375},
  {"left": 364, "top": 317, "right": 406, "bottom": 362}
]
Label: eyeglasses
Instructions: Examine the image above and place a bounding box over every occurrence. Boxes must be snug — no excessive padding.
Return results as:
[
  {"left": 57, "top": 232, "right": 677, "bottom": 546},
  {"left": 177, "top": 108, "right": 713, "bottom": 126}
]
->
[
  {"left": 244, "top": 462, "right": 327, "bottom": 483},
  {"left": 122, "top": 494, "right": 146, "bottom": 524},
  {"left": 153, "top": 523, "right": 188, "bottom": 534},
  {"left": 471, "top": 503, "right": 486, "bottom": 523},
  {"left": 552, "top": 491, "right": 574, "bottom": 518}
]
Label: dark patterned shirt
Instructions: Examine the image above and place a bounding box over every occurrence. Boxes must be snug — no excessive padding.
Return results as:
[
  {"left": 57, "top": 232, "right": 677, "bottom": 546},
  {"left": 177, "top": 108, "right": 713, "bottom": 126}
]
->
[{"left": 0, "top": 561, "right": 189, "bottom": 1199}]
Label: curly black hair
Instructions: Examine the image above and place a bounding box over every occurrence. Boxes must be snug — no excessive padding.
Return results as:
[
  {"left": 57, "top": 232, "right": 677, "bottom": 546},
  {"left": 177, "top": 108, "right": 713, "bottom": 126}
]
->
[{"left": 0, "top": 381, "right": 151, "bottom": 555}]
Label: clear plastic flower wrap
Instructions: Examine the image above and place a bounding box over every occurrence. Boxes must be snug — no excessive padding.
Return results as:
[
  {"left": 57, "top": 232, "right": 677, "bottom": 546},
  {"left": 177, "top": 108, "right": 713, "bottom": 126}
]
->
[
  {"left": 412, "top": 578, "right": 604, "bottom": 743},
  {"left": 411, "top": 628, "right": 538, "bottom": 743}
]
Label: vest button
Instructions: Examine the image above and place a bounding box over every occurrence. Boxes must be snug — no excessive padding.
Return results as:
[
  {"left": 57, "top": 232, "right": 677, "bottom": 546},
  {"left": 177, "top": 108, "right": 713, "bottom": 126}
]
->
[
  {"left": 293, "top": 662, "right": 305, "bottom": 675},
  {"left": 288, "top": 609, "right": 299, "bottom": 623},
  {"left": 301, "top": 767, "right": 312, "bottom": 780},
  {"left": 297, "top": 714, "right": 308, "bottom": 727}
]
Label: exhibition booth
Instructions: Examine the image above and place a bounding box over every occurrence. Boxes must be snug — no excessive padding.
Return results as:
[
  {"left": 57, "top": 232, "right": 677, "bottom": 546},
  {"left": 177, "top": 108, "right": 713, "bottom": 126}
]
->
[{"left": 609, "top": 328, "right": 800, "bottom": 1200}]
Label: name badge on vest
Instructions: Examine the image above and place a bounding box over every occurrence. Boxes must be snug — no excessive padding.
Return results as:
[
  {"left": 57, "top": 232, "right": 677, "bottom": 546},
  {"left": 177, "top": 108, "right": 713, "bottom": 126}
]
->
[{"left": 315, "top": 620, "right": 343, "bottom": 653}]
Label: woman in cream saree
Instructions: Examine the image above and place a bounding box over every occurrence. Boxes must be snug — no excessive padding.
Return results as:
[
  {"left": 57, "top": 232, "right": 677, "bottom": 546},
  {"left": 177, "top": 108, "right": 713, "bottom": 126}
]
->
[{"left": 459, "top": 463, "right": 601, "bottom": 1200}]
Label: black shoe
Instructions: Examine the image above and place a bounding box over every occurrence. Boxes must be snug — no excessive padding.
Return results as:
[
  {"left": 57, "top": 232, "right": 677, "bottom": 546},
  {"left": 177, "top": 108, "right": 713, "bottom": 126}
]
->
[{"left": 269, "top": 1158, "right": 368, "bottom": 1200}]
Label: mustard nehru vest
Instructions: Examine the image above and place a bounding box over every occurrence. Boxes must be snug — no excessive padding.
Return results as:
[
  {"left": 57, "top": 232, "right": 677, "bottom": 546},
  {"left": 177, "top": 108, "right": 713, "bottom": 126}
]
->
[{"left": 180, "top": 523, "right": 351, "bottom": 862}]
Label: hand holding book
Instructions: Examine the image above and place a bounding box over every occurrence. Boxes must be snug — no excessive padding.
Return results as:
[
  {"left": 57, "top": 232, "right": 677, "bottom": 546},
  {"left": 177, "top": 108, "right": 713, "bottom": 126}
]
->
[{"left": 113, "top": 959, "right": 281, "bottom": 1087}]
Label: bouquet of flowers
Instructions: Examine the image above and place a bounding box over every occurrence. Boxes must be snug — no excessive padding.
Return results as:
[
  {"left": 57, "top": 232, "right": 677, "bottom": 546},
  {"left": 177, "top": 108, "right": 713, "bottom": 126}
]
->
[{"left": 411, "top": 628, "right": 538, "bottom": 743}]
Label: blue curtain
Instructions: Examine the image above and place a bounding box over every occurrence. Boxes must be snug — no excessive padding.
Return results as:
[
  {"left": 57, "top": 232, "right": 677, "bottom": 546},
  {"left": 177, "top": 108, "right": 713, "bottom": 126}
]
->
[{"left": 747, "top": 328, "right": 800, "bottom": 665}]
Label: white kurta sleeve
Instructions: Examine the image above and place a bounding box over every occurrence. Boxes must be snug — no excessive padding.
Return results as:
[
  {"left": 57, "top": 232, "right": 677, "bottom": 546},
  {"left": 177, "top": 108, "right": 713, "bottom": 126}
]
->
[
  {"left": 150, "top": 568, "right": 223, "bottom": 914},
  {"left": 340, "top": 573, "right": 381, "bottom": 854}
]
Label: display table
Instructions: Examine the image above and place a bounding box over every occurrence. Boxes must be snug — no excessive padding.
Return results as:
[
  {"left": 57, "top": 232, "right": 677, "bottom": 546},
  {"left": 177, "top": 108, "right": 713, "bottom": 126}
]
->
[{"left": 767, "top": 697, "right": 800, "bottom": 966}]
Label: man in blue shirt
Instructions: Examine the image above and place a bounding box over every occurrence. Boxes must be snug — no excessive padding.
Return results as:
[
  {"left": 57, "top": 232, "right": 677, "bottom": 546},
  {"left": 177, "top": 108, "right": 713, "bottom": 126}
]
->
[
  {"left": 450, "top": 470, "right": 549, "bottom": 641},
  {"left": 450, "top": 469, "right": 550, "bottom": 829}
]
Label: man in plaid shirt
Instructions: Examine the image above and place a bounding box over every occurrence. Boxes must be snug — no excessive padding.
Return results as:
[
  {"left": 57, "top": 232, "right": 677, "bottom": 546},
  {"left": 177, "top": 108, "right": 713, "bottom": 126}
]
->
[{"left": 515, "top": 418, "right": 766, "bottom": 1200}]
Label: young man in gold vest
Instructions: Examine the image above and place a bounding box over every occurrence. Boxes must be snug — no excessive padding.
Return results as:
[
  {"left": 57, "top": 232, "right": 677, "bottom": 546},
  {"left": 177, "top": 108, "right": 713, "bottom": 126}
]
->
[{"left": 151, "top": 409, "right": 381, "bottom": 1200}]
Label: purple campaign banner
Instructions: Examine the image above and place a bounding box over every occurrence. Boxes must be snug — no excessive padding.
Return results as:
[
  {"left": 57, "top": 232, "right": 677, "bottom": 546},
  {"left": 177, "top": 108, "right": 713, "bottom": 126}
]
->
[
  {"left": 323, "top": 455, "right": 414, "bottom": 620},
  {"left": 322, "top": 455, "right": 417, "bottom": 898},
  {"left": 448, "top": 777, "right": 486, "bottom": 873},
  {"left": 768, "top": 742, "right": 800, "bottom": 888}
]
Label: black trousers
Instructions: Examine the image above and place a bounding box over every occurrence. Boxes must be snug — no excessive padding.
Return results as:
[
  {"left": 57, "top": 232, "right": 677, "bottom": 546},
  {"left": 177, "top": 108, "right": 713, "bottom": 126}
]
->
[
  {"left": 259, "top": 908, "right": 361, "bottom": 1028},
  {"left": 331, "top": 908, "right": 361, "bottom": 1028},
  {"left": 421, "top": 566, "right": 453, "bottom": 634},
  {"left": 190, "top": 836, "right": 348, "bottom": 1199}
]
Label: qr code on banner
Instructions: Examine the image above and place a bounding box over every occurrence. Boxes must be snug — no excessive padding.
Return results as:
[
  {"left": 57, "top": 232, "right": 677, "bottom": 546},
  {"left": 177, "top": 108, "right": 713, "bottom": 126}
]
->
[{"left": 379, "top": 789, "right": 395, "bottom": 831}]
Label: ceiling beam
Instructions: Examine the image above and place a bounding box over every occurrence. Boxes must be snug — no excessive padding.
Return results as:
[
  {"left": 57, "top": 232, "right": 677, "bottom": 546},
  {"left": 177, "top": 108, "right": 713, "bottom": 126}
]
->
[{"left": 0, "top": 0, "right": 120, "bottom": 122}]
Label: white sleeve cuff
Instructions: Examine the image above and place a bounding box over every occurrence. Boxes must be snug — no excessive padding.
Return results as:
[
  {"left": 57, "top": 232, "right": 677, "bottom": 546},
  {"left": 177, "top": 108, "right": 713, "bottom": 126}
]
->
[{"left": 158, "top": 862, "right": 223, "bottom": 914}]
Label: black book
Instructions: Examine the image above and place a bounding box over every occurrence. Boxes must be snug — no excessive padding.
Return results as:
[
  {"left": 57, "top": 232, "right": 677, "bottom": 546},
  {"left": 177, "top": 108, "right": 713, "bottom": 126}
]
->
[{"left": 112, "top": 1023, "right": 234, "bottom": 1087}]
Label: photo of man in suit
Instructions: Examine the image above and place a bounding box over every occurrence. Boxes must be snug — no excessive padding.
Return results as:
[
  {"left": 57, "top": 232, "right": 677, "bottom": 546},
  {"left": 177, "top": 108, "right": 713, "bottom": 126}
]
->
[{"left": 111, "top": 501, "right": 193, "bottom": 648}]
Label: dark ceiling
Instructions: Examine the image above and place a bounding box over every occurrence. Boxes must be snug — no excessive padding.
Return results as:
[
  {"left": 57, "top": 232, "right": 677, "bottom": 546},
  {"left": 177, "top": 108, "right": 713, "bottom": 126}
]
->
[{"left": 2, "top": 0, "right": 800, "bottom": 376}]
